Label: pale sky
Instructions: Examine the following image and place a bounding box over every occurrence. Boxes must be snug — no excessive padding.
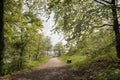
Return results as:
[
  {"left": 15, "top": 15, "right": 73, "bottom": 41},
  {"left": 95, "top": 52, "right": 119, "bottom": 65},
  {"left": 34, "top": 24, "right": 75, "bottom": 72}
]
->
[
  {"left": 40, "top": 13, "right": 67, "bottom": 46},
  {"left": 23, "top": 0, "right": 67, "bottom": 46}
]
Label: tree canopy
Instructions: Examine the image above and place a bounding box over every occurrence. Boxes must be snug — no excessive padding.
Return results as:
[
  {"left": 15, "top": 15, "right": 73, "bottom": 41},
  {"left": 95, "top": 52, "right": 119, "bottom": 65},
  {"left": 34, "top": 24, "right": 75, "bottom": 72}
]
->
[
  {"left": 46, "top": 0, "right": 120, "bottom": 59},
  {"left": 0, "top": 0, "right": 52, "bottom": 75}
]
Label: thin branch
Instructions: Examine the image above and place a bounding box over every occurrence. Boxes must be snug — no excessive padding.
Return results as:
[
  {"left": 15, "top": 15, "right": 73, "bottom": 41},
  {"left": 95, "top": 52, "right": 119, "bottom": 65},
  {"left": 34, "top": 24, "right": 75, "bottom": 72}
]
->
[
  {"left": 95, "top": 0, "right": 107, "bottom": 6},
  {"left": 94, "top": 0, "right": 111, "bottom": 6},
  {"left": 93, "top": 24, "right": 113, "bottom": 28},
  {"left": 93, "top": 24, "right": 120, "bottom": 28},
  {"left": 100, "top": 0, "right": 111, "bottom": 4}
]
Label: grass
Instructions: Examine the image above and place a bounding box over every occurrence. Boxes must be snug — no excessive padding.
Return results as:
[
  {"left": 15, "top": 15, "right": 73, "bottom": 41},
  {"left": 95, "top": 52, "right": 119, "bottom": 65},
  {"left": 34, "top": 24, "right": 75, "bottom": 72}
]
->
[
  {"left": 93, "top": 68, "right": 120, "bottom": 80},
  {"left": 60, "top": 53, "right": 87, "bottom": 69},
  {"left": 26, "top": 56, "right": 50, "bottom": 69},
  {"left": 0, "top": 56, "right": 51, "bottom": 78},
  {"left": 60, "top": 45, "right": 120, "bottom": 79}
]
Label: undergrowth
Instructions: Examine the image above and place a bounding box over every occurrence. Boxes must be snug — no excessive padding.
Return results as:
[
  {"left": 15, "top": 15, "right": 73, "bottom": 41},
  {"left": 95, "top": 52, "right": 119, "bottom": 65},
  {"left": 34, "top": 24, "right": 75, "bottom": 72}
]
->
[
  {"left": 26, "top": 57, "right": 50, "bottom": 69},
  {"left": 1, "top": 57, "right": 50, "bottom": 78},
  {"left": 60, "top": 45, "right": 120, "bottom": 80}
]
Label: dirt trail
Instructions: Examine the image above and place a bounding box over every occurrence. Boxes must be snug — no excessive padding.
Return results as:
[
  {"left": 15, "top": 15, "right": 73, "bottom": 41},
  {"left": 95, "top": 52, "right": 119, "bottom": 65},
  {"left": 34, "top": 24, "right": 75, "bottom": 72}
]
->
[{"left": 1, "top": 58, "right": 81, "bottom": 80}]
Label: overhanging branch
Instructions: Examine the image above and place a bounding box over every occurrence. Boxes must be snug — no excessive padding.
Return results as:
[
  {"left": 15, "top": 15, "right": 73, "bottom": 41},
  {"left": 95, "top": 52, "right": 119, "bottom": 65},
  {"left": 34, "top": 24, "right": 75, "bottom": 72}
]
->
[
  {"left": 95, "top": 0, "right": 107, "bottom": 6},
  {"left": 94, "top": 0, "right": 111, "bottom": 6},
  {"left": 93, "top": 24, "right": 113, "bottom": 28},
  {"left": 100, "top": 0, "right": 111, "bottom": 4},
  {"left": 91, "top": 24, "right": 120, "bottom": 31}
]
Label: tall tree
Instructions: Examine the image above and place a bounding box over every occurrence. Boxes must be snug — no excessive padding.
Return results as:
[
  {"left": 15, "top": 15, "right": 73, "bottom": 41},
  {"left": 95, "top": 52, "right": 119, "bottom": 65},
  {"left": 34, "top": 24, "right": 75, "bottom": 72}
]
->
[
  {"left": 3, "top": 0, "right": 44, "bottom": 72},
  {"left": 111, "top": 0, "right": 120, "bottom": 59},
  {"left": 95, "top": 0, "right": 120, "bottom": 59},
  {"left": 0, "top": 0, "right": 5, "bottom": 76}
]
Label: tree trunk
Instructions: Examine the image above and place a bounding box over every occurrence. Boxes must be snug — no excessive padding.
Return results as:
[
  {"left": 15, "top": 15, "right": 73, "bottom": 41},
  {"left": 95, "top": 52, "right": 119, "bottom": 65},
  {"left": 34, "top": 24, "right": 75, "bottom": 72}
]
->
[
  {"left": 0, "top": 0, "right": 5, "bottom": 76},
  {"left": 111, "top": 0, "right": 120, "bottom": 59},
  {"left": 19, "top": 46, "right": 24, "bottom": 70},
  {"left": 19, "top": 28, "right": 24, "bottom": 70}
]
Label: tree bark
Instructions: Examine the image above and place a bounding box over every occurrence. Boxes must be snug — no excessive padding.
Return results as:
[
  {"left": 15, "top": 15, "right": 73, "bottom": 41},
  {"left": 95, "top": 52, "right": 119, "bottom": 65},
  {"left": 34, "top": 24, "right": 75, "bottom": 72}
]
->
[
  {"left": 0, "top": 0, "right": 5, "bottom": 76},
  {"left": 111, "top": 0, "right": 120, "bottom": 59},
  {"left": 19, "top": 46, "right": 24, "bottom": 70}
]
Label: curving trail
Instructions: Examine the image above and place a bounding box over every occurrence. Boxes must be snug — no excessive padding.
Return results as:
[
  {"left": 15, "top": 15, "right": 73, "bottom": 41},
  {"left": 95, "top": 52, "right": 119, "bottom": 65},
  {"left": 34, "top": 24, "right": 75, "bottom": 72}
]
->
[{"left": 1, "top": 58, "right": 81, "bottom": 80}]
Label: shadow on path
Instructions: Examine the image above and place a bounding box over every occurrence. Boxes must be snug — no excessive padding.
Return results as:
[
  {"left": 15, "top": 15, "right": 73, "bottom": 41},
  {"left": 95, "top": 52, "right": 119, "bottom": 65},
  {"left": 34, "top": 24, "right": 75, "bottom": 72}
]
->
[
  {"left": 1, "top": 58, "right": 81, "bottom": 80},
  {"left": 8, "top": 67, "right": 80, "bottom": 80}
]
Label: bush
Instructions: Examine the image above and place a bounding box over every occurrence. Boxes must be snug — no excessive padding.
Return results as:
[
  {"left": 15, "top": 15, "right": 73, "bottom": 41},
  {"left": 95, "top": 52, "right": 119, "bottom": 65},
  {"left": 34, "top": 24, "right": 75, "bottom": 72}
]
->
[{"left": 93, "top": 68, "right": 120, "bottom": 80}]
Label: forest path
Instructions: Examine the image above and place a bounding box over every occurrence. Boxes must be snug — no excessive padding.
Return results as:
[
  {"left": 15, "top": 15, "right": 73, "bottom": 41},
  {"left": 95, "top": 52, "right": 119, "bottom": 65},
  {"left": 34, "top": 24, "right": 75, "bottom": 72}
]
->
[{"left": 1, "top": 58, "right": 81, "bottom": 80}]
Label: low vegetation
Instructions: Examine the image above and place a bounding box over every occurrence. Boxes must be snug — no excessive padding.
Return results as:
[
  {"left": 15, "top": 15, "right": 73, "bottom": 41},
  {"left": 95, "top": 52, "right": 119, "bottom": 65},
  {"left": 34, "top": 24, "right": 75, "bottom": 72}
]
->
[
  {"left": 0, "top": 1, "right": 120, "bottom": 80},
  {"left": 60, "top": 45, "right": 120, "bottom": 80},
  {"left": 26, "top": 57, "right": 50, "bottom": 69},
  {"left": 1, "top": 57, "right": 50, "bottom": 78}
]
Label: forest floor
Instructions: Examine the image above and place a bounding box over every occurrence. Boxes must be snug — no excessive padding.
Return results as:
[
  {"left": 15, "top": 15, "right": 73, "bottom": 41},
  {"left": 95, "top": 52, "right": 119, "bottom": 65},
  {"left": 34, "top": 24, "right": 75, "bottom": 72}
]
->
[{"left": 1, "top": 58, "right": 82, "bottom": 80}]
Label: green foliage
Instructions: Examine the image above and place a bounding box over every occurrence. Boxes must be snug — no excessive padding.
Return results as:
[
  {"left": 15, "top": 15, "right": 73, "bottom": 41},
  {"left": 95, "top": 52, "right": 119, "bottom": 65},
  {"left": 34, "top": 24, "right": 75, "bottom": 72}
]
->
[
  {"left": 2, "top": 0, "right": 120, "bottom": 79},
  {"left": 2, "top": 0, "right": 52, "bottom": 76},
  {"left": 93, "top": 68, "right": 120, "bottom": 80},
  {"left": 60, "top": 53, "right": 87, "bottom": 69},
  {"left": 60, "top": 40, "right": 119, "bottom": 79},
  {"left": 26, "top": 57, "right": 50, "bottom": 69},
  {"left": 46, "top": 0, "right": 114, "bottom": 44},
  {"left": 36, "top": 0, "right": 120, "bottom": 79},
  {"left": 63, "top": 43, "right": 117, "bottom": 68},
  {"left": 2, "top": 57, "right": 50, "bottom": 76},
  {"left": 53, "top": 42, "right": 66, "bottom": 56}
]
